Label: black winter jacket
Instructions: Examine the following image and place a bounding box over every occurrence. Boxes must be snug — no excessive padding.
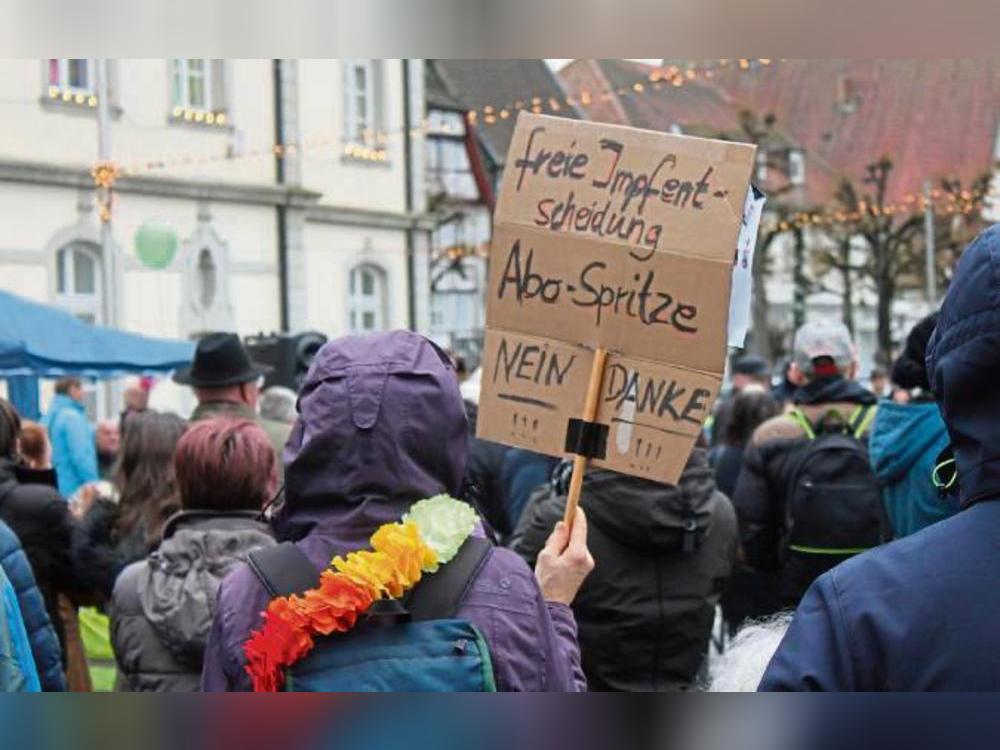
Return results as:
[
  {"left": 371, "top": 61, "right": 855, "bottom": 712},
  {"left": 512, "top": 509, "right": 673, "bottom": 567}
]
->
[
  {"left": 731, "top": 376, "right": 877, "bottom": 609},
  {"left": 511, "top": 449, "right": 738, "bottom": 691},
  {"left": 110, "top": 511, "right": 274, "bottom": 691},
  {"left": 0, "top": 460, "right": 81, "bottom": 658},
  {"left": 72, "top": 498, "right": 151, "bottom": 601}
]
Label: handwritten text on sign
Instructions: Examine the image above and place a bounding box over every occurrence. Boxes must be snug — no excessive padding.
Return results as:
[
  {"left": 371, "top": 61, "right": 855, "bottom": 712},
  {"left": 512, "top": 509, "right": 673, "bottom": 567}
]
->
[
  {"left": 487, "top": 225, "right": 732, "bottom": 373},
  {"left": 478, "top": 329, "right": 721, "bottom": 483},
  {"left": 496, "top": 114, "right": 756, "bottom": 263}
]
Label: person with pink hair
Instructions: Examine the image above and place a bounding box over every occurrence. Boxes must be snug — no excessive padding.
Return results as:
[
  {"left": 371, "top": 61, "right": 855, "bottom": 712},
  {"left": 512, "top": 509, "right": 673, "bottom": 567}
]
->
[{"left": 109, "top": 418, "right": 276, "bottom": 691}]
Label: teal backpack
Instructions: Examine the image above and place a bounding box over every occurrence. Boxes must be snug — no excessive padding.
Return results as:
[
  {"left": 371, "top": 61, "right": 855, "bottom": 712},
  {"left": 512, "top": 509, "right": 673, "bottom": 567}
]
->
[{"left": 247, "top": 538, "right": 496, "bottom": 692}]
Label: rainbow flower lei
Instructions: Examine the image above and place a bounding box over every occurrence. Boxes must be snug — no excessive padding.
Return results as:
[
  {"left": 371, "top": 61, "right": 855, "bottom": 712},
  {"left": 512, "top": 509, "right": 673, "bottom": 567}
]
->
[{"left": 243, "top": 495, "right": 479, "bottom": 692}]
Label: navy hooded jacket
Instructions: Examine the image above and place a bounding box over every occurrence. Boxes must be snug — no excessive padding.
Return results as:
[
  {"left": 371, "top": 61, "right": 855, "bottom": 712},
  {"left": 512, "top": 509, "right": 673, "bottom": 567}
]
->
[
  {"left": 761, "top": 224, "right": 1000, "bottom": 691},
  {"left": 0, "top": 520, "right": 65, "bottom": 691}
]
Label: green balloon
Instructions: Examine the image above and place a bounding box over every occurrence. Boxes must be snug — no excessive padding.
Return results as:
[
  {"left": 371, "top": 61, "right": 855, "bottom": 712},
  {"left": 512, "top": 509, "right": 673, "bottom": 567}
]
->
[{"left": 134, "top": 220, "right": 179, "bottom": 270}]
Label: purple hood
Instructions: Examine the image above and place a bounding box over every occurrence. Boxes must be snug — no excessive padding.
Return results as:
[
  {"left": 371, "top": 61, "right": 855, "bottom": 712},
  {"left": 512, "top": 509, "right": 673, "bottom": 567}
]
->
[
  {"left": 201, "top": 332, "right": 586, "bottom": 692},
  {"left": 272, "top": 331, "right": 468, "bottom": 547}
]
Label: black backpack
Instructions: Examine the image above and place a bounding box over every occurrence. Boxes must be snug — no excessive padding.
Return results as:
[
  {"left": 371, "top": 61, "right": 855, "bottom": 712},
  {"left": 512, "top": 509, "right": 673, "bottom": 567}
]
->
[{"left": 784, "top": 405, "right": 888, "bottom": 558}]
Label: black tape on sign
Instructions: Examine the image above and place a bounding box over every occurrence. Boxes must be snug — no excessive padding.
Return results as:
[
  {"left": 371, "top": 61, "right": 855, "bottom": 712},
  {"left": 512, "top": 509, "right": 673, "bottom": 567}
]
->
[{"left": 565, "top": 419, "right": 610, "bottom": 460}]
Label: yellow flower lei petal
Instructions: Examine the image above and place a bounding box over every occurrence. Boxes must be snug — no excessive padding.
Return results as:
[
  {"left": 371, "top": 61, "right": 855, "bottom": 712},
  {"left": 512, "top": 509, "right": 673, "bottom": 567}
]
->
[{"left": 332, "top": 521, "right": 438, "bottom": 599}]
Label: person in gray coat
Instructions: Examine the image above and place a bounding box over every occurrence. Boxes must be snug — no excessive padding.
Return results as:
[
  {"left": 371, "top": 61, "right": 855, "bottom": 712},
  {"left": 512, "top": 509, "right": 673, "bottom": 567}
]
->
[{"left": 109, "top": 418, "right": 276, "bottom": 691}]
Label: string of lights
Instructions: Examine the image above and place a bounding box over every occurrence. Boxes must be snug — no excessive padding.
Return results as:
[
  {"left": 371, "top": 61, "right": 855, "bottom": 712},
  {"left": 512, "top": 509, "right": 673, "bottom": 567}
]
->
[
  {"left": 117, "top": 124, "right": 430, "bottom": 175},
  {"left": 112, "top": 134, "right": 999, "bottom": 232},
  {"left": 427, "top": 190, "right": 996, "bottom": 265},
  {"left": 117, "top": 124, "right": 996, "bottom": 224},
  {"left": 114, "top": 125, "right": 997, "bottom": 237},
  {"left": 466, "top": 58, "right": 774, "bottom": 126},
  {"left": 70, "top": 55, "right": 991, "bottom": 238},
  {"left": 773, "top": 190, "right": 994, "bottom": 233}
]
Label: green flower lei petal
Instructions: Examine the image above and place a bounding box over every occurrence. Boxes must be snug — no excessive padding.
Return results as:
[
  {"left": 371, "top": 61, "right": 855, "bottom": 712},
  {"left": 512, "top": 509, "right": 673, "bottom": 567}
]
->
[{"left": 405, "top": 495, "right": 479, "bottom": 572}]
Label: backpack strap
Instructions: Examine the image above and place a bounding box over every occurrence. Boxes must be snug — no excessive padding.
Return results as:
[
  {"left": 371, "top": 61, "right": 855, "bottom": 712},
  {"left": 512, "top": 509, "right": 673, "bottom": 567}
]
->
[
  {"left": 790, "top": 405, "right": 877, "bottom": 440},
  {"left": 247, "top": 542, "right": 320, "bottom": 598},
  {"left": 406, "top": 537, "right": 492, "bottom": 621},
  {"left": 850, "top": 404, "right": 877, "bottom": 439},
  {"left": 788, "top": 408, "right": 816, "bottom": 440},
  {"left": 246, "top": 536, "right": 493, "bottom": 621}
]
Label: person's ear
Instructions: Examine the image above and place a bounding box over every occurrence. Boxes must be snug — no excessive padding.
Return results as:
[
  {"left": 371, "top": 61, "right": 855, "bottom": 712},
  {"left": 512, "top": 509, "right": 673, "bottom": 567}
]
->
[{"left": 788, "top": 362, "right": 808, "bottom": 386}]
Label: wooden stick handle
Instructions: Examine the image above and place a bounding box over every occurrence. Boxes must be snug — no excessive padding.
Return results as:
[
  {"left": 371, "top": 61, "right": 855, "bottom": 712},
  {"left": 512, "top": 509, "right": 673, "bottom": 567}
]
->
[{"left": 563, "top": 347, "right": 608, "bottom": 527}]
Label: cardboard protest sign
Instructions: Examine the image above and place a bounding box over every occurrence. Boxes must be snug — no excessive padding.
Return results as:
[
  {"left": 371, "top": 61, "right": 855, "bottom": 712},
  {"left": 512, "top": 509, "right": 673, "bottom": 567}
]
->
[
  {"left": 478, "top": 113, "right": 756, "bottom": 484},
  {"left": 480, "top": 330, "right": 724, "bottom": 483},
  {"left": 594, "top": 353, "right": 723, "bottom": 481}
]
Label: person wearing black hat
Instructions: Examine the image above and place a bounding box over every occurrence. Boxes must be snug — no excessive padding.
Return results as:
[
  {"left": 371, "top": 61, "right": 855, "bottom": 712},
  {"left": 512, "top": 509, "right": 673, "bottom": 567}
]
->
[{"left": 173, "top": 333, "right": 291, "bottom": 474}]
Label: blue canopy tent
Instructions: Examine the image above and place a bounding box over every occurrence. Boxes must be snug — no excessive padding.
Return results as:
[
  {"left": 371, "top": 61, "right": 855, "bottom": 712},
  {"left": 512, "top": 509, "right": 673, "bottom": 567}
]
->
[{"left": 0, "top": 289, "right": 195, "bottom": 419}]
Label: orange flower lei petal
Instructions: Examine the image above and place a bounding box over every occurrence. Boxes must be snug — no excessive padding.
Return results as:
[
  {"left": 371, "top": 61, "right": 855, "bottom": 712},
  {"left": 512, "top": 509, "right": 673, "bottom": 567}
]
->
[
  {"left": 242, "top": 519, "right": 441, "bottom": 691},
  {"left": 298, "top": 571, "right": 375, "bottom": 635}
]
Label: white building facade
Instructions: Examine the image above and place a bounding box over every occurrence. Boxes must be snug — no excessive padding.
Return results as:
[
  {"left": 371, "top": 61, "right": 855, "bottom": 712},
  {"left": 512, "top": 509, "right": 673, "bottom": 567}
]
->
[{"left": 0, "top": 58, "right": 433, "bottom": 416}]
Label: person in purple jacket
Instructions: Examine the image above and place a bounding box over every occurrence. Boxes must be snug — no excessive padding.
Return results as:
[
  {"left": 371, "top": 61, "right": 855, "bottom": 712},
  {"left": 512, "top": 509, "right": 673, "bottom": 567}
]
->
[{"left": 201, "top": 330, "right": 593, "bottom": 691}]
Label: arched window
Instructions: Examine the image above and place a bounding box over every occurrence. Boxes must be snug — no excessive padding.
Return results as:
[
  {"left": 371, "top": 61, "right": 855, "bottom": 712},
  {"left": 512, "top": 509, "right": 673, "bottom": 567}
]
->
[
  {"left": 55, "top": 242, "right": 102, "bottom": 324},
  {"left": 348, "top": 264, "right": 387, "bottom": 333},
  {"left": 53, "top": 241, "right": 103, "bottom": 418},
  {"left": 197, "top": 248, "right": 217, "bottom": 310}
]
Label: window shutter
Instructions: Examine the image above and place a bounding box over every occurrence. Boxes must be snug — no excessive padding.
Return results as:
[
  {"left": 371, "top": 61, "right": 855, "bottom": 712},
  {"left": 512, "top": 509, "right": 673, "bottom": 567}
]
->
[
  {"left": 211, "top": 59, "right": 227, "bottom": 113},
  {"left": 170, "top": 59, "right": 183, "bottom": 108},
  {"left": 372, "top": 60, "right": 385, "bottom": 133},
  {"left": 343, "top": 60, "right": 354, "bottom": 143}
]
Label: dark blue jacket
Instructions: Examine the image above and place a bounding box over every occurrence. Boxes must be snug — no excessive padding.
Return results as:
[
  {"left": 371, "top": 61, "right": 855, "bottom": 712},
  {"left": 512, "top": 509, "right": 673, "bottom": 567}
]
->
[
  {"left": 501, "top": 449, "right": 557, "bottom": 533},
  {"left": 761, "top": 224, "right": 1000, "bottom": 691},
  {"left": 0, "top": 520, "right": 65, "bottom": 691}
]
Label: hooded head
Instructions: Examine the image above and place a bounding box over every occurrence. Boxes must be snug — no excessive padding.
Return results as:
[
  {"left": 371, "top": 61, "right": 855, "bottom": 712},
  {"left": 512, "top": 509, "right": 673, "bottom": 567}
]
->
[
  {"left": 927, "top": 224, "right": 1000, "bottom": 508},
  {"left": 892, "top": 313, "right": 938, "bottom": 391},
  {"left": 274, "top": 331, "right": 468, "bottom": 542}
]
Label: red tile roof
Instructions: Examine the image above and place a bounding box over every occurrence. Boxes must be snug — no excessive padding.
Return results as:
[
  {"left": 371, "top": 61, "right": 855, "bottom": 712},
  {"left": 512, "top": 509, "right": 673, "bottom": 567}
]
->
[
  {"left": 559, "top": 59, "right": 1000, "bottom": 208},
  {"left": 560, "top": 59, "right": 743, "bottom": 135},
  {"left": 716, "top": 60, "right": 1000, "bottom": 205},
  {"left": 558, "top": 59, "right": 632, "bottom": 126}
]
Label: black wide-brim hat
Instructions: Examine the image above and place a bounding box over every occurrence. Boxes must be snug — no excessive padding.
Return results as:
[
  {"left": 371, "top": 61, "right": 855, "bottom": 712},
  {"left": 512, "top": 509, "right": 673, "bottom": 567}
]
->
[{"left": 173, "top": 332, "right": 273, "bottom": 388}]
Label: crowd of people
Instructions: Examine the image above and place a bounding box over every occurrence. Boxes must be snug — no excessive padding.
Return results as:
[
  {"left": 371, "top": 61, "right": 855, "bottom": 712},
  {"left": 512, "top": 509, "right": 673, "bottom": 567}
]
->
[{"left": 0, "top": 225, "right": 996, "bottom": 691}]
